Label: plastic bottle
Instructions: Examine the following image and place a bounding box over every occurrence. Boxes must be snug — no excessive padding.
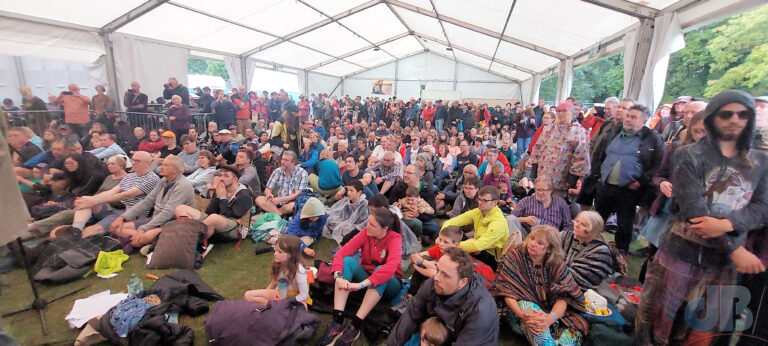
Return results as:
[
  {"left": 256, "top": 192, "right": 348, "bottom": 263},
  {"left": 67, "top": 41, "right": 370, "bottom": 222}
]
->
[
  {"left": 127, "top": 274, "right": 143, "bottom": 297},
  {"left": 277, "top": 278, "right": 288, "bottom": 299}
]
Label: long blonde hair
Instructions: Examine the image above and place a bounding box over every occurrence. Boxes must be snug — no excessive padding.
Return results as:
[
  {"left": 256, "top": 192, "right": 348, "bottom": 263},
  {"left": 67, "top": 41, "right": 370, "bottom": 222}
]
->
[{"left": 518, "top": 225, "right": 564, "bottom": 268}]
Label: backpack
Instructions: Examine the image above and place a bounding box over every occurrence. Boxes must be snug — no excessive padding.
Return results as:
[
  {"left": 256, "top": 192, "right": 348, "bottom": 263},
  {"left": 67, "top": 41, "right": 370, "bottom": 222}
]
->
[
  {"left": 147, "top": 216, "right": 209, "bottom": 270},
  {"left": 472, "top": 258, "right": 496, "bottom": 290},
  {"left": 293, "top": 188, "right": 319, "bottom": 216},
  {"left": 205, "top": 299, "right": 319, "bottom": 346}
]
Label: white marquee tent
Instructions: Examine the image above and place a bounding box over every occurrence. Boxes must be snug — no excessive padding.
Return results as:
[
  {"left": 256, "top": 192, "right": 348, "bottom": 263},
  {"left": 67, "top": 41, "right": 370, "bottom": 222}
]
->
[{"left": 0, "top": 0, "right": 764, "bottom": 111}]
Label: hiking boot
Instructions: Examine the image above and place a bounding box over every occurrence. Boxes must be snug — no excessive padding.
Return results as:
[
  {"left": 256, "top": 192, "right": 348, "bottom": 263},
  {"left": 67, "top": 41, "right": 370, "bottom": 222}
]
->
[
  {"left": 334, "top": 324, "right": 360, "bottom": 346},
  {"left": 254, "top": 242, "right": 274, "bottom": 255},
  {"left": 316, "top": 320, "right": 346, "bottom": 346}
]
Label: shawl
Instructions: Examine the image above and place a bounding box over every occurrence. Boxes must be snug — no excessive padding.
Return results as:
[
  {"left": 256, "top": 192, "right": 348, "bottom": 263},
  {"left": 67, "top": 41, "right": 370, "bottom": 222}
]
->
[
  {"left": 560, "top": 231, "right": 614, "bottom": 290},
  {"left": 493, "top": 248, "right": 588, "bottom": 340}
]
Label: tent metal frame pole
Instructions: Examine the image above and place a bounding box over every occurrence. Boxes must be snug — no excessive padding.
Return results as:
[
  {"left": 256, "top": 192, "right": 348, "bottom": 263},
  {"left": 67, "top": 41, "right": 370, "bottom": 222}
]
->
[
  {"left": 414, "top": 33, "right": 535, "bottom": 76},
  {"left": 0, "top": 10, "right": 99, "bottom": 32},
  {"left": 394, "top": 59, "right": 399, "bottom": 97},
  {"left": 306, "top": 32, "right": 411, "bottom": 71},
  {"left": 581, "top": 0, "right": 659, "bottom": 19},
  {"left": 385, "top": 0, "right": 568, "bottom": 60},
  {"left": 386, "top": 3, "right": 427, "bottom": 52},
  {"left": 329, "top": 78, "right": 343, "bottom": 96},
  {"left": 453, "top": 60, "right": 458, "bottom": 91},
  {"left": 624, "top": 18, "right": 655, "bottom": 100},
  {"left": 426, "top": 51, "right": 522, "bottom": 83},
  {"left": 101, "top": 0, "right": 169, "bottom": 34},
  {"left": 12, "top": 57, "right": 26, "bottom": 87},
  {"left": 101, "top": 34, "right": 121, "bottom": 111},
  {"left": 242, "top": 0, "right": 381, "bottom": 57},
  {"left": 489, "top": 0, "right": 518, "bottom": 70},
  {"left": 342, "top": 50, "right": 425, "bottom": 79}
]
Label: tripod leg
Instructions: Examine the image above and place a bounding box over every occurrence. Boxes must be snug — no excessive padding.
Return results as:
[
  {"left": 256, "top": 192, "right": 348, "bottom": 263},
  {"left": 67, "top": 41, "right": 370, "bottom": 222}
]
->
[{"left": 38, "top": 308, "right": 48, "bottom": 336}]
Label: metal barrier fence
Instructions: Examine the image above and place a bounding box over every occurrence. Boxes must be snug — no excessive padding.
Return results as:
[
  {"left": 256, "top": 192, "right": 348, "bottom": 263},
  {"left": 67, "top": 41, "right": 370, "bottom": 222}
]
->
[{"left": 5, "top": 109, "right": 215, "bottom": 135}]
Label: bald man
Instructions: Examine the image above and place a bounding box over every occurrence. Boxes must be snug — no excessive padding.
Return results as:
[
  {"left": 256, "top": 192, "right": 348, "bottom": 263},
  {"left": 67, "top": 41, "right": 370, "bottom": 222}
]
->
[{"left": 663, "top": 100, "right": 708, "bottom": 143}]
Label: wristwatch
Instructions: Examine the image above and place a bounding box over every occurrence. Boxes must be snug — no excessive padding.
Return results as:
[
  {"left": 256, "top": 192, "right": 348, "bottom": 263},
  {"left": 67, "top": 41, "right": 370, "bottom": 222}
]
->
[{"left": 333, "top": 271, "right": 343, "bottom": 279}]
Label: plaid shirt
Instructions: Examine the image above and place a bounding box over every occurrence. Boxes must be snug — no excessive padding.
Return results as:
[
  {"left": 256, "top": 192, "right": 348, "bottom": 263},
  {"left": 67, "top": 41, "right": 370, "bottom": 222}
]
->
[
  {"left": 512, "top": 195, "right": 574, "bottom": 232},
  {"left": 266, "top": 166, "right": 308, "bottom": 198},
  {"left": 369, "top": 160, "right": 403, "bottom": 181}
]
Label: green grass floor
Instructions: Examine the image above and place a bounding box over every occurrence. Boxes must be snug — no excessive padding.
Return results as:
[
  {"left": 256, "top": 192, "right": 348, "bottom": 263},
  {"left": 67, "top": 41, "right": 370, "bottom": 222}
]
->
[{"left": 0, "top": 230, "right": 647, "bottom": 345}]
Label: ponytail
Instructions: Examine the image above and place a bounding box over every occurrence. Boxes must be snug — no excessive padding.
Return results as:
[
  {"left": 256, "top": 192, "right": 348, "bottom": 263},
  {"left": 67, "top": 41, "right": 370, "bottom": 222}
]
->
[{"left": 371, "top": 208, "right": 401, "bottom": 234}]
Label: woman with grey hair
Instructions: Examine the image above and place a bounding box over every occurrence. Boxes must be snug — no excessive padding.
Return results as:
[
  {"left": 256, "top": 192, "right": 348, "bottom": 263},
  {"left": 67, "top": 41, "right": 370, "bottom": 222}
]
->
[
  {"left": 560, "top": 211, "right": 615, "bottom": 290},
  {"left": 168, "top": 94, "right": 191, "bottom": 141},
  {"left": 415, "top": 152, "right": 434, "bottom": 191}
]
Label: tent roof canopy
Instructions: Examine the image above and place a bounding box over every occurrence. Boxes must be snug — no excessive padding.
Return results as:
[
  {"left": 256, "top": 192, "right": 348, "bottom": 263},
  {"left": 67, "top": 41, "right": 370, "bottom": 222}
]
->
[{"left": 0, "top": 0, "right": 759, "bottom": 82}]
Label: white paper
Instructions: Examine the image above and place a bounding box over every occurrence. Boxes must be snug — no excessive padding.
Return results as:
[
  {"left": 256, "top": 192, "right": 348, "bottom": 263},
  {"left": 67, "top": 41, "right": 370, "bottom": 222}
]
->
[{"left": 65, "top": 290, "right": 128, "bottom": 328}]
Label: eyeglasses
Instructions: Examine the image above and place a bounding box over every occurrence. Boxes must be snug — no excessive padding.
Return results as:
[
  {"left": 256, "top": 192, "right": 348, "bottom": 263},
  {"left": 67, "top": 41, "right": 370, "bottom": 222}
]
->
[
  {"left": 716, "top": 110, "right": 751, "bottom": 120},
  {"left": 405, "top": 171, "right": 418, "bottom": 175},
  {"left": 478, "top": 197, "right": 494, "bottom": 203}
]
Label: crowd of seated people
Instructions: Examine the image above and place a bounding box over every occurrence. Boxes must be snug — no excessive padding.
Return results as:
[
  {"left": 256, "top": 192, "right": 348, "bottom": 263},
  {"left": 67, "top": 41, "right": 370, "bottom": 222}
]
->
[{"left": 5, "top": 79, "right": 768, "bottom": 346}]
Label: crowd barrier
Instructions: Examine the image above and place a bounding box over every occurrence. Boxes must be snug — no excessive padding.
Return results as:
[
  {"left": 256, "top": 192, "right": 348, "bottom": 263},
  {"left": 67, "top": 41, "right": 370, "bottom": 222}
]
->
[{"left": 5, "top": 109, "right": 216, "bottom": 135}]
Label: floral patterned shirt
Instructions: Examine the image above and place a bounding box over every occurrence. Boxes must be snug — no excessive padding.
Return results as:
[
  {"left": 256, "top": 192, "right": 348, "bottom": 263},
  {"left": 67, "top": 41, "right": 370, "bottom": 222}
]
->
[{"left": 529, "top": 121, "right": 591, "bottom": 191}]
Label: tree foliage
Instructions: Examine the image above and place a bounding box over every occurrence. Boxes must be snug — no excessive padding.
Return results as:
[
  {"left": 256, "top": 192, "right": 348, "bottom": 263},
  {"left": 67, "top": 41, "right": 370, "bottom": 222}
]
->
[
  {"left": 540, "top": 4, "right": 768, "bottom": 106},
  {"left": 187, "top": 58, "right": 229, "bottom": 80}
]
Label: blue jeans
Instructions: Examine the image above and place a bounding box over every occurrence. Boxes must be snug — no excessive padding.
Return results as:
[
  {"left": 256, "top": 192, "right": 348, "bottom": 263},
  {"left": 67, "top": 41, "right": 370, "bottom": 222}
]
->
[
  {"left": 342, "top": 257, "right": 402, "bottom": 300},
  {"left": 362, "top": 180, "right": 380, "bottom": 199},
  {"left": 422, "top": 220, "right": 439, "bottom": 236},
  {"left": 507, "top": 301, "right": 582, "bottom": 346},
  {"left": 436, "top": 118, "right": 445, "bottom": 132},
  {"left": 516, "top": 137, "right": 532, "bottom": 161}
]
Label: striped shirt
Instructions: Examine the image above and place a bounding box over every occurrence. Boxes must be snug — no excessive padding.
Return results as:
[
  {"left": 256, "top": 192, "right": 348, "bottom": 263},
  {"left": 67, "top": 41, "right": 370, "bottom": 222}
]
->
[
  {"left": 266, "top": 166, "right": 308, "bottom": 198},
  {"left": 119, "top": 172, "right": 160, "bottom": 208},
  {"left": 512, "top": 195, "right": 573, "bottom": 232}
]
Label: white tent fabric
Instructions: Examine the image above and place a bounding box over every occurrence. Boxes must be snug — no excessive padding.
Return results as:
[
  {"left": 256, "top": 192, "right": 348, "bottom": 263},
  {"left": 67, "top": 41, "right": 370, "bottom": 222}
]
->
[
  {"left": 520, "top": 74, "right": 543, "bottom": 106},
  {"left": 112, "top": 35, "right": 189, "bottom": 103},
  {"left": 0, "top": 18, "right": 104, "bottom": 63},
  {"left": 555, "top": 59, "right": 574, "bottom": 104},
  {"left": 637, "top": 13, "right": 685, "bottom": 111},
  {"left": 223, "top": 56, "right": 243, "bottom": 89},
  {"left": 0, "top": 0, "right": 761, "bottom": 107}
]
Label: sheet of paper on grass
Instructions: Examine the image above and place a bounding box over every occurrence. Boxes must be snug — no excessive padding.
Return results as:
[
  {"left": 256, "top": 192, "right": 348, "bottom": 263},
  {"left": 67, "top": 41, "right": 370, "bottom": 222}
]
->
[{"left": 65, "top": 290, "right": 128, "bottom": 328}]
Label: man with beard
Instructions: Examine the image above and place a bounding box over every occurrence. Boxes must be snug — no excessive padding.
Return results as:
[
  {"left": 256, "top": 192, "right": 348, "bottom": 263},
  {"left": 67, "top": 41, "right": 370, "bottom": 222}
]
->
[
  {"left": 388, "top": 247, "right": 498, "bottom": 345},
  {"left": 635, "top": 90, "right": 768, "bottom": 345}
]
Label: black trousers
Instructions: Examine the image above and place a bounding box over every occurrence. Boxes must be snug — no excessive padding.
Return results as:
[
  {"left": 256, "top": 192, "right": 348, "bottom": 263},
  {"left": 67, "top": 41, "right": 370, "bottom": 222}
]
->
[
  {"left": 472, "top": 250, "right": 498, "bottom": 272},
  {"left": 594, "top": 183, "right": 641, "bottom": 252}
]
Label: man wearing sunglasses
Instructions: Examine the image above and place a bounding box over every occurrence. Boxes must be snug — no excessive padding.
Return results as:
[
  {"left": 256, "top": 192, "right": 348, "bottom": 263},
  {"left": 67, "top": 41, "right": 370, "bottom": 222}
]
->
[
  {"left": 441, "top": 185, "right": 509, "bottom": 271},
  {"left": 636, "top": 90, "right": 768, "bottom": 345}
]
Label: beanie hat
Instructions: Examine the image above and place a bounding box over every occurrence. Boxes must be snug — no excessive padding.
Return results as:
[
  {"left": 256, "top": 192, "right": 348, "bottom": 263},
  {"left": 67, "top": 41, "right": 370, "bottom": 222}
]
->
[{"left": 300, "top": 197, "right": 325, "bottom": 219}]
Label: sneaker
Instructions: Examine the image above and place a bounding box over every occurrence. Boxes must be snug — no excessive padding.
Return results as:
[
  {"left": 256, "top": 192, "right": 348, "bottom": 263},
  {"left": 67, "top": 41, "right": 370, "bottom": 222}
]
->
[
  {"left": 391, "top": 294, "right": 413, "bottom": 314},
  {"left": 139, "top": 245, "right": 152, "bottom": 257},
  {"left": 334, "top": 324, "right": 360, "bottom": 346},
  {"left": 254, "top": 242, "right": 274, "bottom": 255},
  {"left": 316, "top": 320, "right": 346, "bottom": 346}
]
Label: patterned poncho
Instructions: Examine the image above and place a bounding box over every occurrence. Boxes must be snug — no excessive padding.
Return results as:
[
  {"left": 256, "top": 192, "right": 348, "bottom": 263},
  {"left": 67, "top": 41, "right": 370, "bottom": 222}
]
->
[{"left": 492, "top": 247, "right": 589, "bottom": 341}]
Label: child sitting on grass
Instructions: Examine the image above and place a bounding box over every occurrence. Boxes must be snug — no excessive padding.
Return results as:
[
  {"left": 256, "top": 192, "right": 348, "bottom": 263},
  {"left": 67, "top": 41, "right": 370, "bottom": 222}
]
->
[
  {"left": 392, "top": 226, "right": 463, "bottom": 313},
  {"left": 244, "top": 234, "right": 311, "bottom": 306},
  {"left": 397, "top": 186, "right": 434, "bottom": 239}
]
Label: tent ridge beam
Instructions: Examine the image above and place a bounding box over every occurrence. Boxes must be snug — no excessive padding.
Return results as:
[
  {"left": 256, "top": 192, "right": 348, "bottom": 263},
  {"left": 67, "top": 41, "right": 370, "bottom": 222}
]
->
[
  {"left": 414, "top": 32, "right": 537, "bottom": 75},
  {"left": 296, "top": 0, "right": 398, "bottom": 60},
  {"left": 242, "top": 0, "right": 382, "bottom": 57},
  {"left": 102, "top": 0, "right": 169, "bottom": 34},
  {"left": 386, "top": 3, "right": 428, "bottom": 51},
  {"left": 306, "top": 32, "right": 411, "bottom": 71},
  {"left": 386, "top": 0, "right": 567, "bottom": 60},
  {"left": 428, "top": 0, "right": 457, "bottom": 60},
  {"left": 581, "top": 0, "right": 659, "bottom": 20},
  {"left": 490, "top": 0, "right": 518, "bottom": 69},
  {"left": 168, "top": 1, "right": 278, "bottom": 39}
]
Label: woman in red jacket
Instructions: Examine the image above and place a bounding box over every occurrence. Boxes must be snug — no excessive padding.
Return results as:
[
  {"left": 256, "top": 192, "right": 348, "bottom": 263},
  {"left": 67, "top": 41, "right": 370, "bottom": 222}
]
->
[
  {"left": 318, "top": 208, "right": 403, "bottom": 346},
  {"left": 137, "top": 130, "right": 165, "bottom": 153}
]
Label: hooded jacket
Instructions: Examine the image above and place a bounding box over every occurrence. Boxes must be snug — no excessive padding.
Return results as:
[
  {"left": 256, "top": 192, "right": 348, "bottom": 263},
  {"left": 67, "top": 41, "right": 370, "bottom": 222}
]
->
[
  {"left": 662, "top": 90, "right": 768, "bottom": 265},
  {"left": 442, "top": 205, "right": 509, "bottom": 260},
  {"left": 387, "top": 273, "right": 499, "bottom": 345},
  {"left": 206, "top": 183, "right": 253, "bottom": 224}
]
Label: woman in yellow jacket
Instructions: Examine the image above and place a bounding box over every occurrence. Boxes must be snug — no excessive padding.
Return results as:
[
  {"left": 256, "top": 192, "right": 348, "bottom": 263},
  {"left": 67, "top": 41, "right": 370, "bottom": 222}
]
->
[
  {"left": 271, "top": 103, "right": 303, "bottom": 155},
  {"left": 441, "top": 185, "right": 509, "bottom": 271}
]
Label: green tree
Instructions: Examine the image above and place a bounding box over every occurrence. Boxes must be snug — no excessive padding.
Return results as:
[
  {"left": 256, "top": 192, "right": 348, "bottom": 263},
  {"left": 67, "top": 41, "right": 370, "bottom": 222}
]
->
[
  {"left": 205, "top": 61, "right": 229, "bottom": 80},
  {"left": 187, "top": 58, "right": 208, "bottom": 75},
  {"left": 704, "top": 5, "right": 768, "bottom": 97},
  {"left": 540, "top": 75, "right": 557, "bottom": 102},
  {"left": 661, "top": 25, "right": 718, "bottom": 103}
]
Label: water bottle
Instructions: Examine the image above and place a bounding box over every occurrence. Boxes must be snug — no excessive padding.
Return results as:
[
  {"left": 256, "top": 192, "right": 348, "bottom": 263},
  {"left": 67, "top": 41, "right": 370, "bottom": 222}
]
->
[
  {"left": 127, "top": 274, "right": 143, "bottom": 297},
  {"left": 277, "top": 278, "right": 288, "bottom": 299}
]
